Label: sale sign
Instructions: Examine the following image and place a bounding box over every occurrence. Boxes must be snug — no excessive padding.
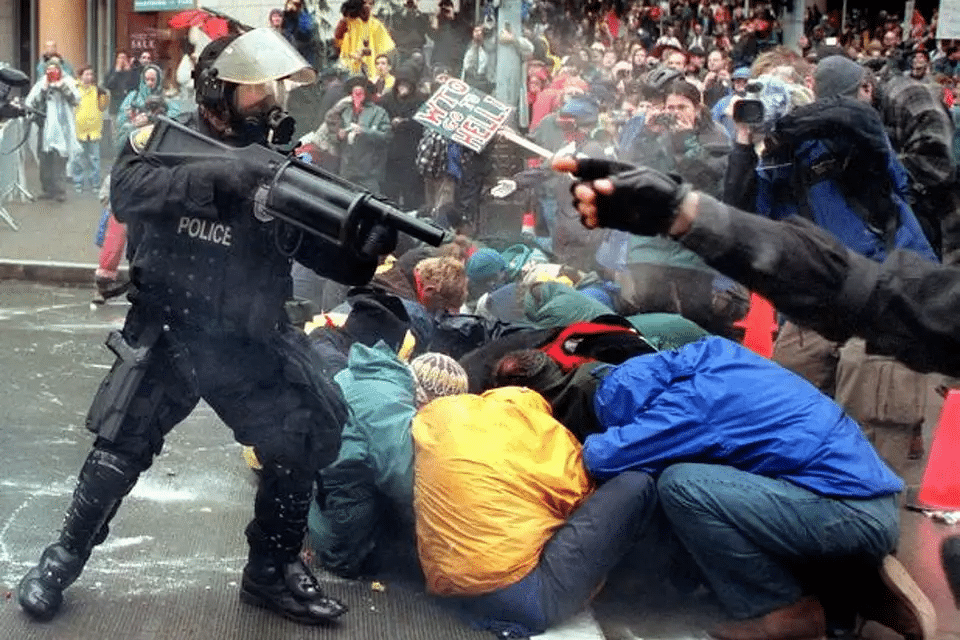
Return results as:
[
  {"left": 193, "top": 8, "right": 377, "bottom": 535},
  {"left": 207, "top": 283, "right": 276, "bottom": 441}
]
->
[{"left": 413, "top": 79, "right": 513, "bottom": 152}]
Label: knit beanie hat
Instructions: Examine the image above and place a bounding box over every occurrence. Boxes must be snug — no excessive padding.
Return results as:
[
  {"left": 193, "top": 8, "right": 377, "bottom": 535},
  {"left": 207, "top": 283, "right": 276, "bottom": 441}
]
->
[
  {"left": 814, "top": 55, "right": 866, "bottom": 99},
  {"left": 410, "top": 352, "right": 469, "bottom": 405},
  {"left": 466, "top": 248, "right": 507, "bottom": 282},
  {"left": 343, "top": 288, "right": 410, "bottom": 352}
]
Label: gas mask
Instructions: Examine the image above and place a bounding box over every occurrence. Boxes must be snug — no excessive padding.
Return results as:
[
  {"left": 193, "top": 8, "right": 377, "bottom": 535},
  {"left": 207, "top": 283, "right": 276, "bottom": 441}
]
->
[
  {"left": 207, "top": 28, "right": 315, "bottom": 147},
  {"left": 231, "top": 80, "right": 295, "bottom": 146}
]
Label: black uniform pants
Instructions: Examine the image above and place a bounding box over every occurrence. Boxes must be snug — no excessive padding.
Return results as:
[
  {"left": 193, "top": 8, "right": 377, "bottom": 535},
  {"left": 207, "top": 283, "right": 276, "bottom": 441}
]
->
[{"left": 88, "top": 322, "right": 347, "bottom": 555}]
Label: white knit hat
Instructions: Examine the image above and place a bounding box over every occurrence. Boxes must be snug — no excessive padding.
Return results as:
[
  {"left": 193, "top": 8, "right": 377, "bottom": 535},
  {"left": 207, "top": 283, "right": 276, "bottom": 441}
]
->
[{"left": 409, "top": 352, "right": 469, "bottom": 405}]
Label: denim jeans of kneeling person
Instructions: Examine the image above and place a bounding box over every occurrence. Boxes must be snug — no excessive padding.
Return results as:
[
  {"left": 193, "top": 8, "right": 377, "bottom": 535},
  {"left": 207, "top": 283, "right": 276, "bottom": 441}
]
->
[
  {"left": 448, "top": 470, "right": 657, "bottom": 637},
  {"left": 657, "top": 462, "right": 899, "bottom": 620}
]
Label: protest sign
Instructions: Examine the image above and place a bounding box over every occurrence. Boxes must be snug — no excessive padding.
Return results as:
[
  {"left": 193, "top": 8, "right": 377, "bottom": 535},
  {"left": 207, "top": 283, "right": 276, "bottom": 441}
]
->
[
  {"left": 414, "top": 78, "right": 512, "bottom": 152},
  {"left": 414, "top": 79, "right": 551, "bottom": 157},
  {"left": 938, "top": 0, "right": 960, "bottom": 39}
]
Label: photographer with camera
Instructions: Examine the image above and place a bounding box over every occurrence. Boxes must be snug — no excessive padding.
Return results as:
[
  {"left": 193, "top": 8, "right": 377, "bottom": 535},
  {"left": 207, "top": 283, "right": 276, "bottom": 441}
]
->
[
  {"left": 702, "top": 49, "right": 732, "bottom": 108},
  {"left": 280, "top": 0, "right": 321, "bottom": 68},
  {"left": 25, "top": 60, "right": 80, "bottom": 202},
  {"left": 335, "top": 0, "right": 395, "bottom": 79},
  {"left": 609, "top": 69, "right": 745, "bottom": 341},
  {"left": 392, "top": 0, "right": 431, "bottom": 67},
  {"left": 717, "top": 57, "right": 938, "bottom": 481},
  {"left": 429, "top": 0, "right": 470, "bottom": 77},
  {"left": 621, "top": 68, "right": 731, "bottom": 197}
]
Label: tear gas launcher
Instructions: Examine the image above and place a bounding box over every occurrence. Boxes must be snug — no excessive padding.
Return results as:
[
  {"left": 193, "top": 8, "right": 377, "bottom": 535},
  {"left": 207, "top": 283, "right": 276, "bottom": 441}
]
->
[{"left": 142, "top": 116, "right": 452, "bottom": 250}]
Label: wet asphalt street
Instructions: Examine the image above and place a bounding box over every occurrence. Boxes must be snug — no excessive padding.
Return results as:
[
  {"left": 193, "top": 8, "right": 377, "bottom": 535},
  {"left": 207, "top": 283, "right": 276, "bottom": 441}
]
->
[{"left": 0, "top": 280, "right": 959, "bottom": 640}]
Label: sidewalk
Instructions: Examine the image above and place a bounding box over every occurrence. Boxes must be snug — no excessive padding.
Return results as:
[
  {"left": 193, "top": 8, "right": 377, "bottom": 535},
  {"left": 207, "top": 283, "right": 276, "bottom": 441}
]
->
[{"left": 0, "top": 158, "right": 109, "bottom": 287}]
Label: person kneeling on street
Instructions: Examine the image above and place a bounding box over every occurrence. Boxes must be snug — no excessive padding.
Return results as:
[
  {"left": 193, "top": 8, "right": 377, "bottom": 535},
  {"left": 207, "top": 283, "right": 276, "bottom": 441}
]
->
[
  {"left": 553, "top": 156, "right": 937, "bottom": 640},
  {"left": 412, "top": 386, "right": 657, "bottom": 637}
]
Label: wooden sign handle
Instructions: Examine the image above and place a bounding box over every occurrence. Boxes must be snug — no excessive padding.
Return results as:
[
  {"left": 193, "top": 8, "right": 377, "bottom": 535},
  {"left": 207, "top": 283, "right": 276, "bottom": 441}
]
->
[{"left": 497, "top": 127, "right": 553, "bottom": 159}]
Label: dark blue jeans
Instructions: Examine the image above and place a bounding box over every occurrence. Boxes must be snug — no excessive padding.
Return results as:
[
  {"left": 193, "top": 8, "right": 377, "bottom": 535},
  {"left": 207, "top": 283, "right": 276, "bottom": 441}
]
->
[
  {"left": 657, "top": 463, "right": 899, "bottom": 619},
  {"left": 451, "top": 470, "right": 657, "bottom": 636}
]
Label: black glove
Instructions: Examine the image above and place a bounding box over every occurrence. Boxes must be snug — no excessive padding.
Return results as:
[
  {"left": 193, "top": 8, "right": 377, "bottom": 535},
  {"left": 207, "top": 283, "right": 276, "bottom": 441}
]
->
[
  {"left": 571, "top": 158, "right": 690, "bottom": 236},
  {"left": 570, "top": 157, "right": 635, "bottom": 181},
  {"left": 357, "top": 221, "right": 398, "bottom": 260},
  {"left": 192, "top": 158, "right": 273, "bottom": 204}
]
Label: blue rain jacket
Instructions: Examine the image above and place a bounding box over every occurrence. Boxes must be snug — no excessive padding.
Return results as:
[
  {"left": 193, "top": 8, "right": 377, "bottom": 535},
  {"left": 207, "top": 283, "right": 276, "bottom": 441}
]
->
[{"left": 584, "top": 337, "right": 904, "bottom": 499}]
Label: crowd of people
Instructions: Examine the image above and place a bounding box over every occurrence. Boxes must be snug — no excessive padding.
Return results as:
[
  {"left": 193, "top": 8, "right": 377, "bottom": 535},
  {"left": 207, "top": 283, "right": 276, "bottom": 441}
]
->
[{"left": 14, "top": 1, "right": 960, "bottom": 639}]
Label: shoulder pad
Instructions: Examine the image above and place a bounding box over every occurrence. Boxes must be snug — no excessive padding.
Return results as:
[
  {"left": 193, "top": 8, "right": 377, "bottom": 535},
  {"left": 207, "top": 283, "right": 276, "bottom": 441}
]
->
[{"left": 130, "top": 125, "right": 155, "bottom": 154}]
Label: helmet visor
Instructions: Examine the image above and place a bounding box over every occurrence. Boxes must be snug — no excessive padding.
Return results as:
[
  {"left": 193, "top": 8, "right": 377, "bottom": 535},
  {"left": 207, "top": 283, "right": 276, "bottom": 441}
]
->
[{"left": 213, "top": 28, "right": 316, "bottom": 85}]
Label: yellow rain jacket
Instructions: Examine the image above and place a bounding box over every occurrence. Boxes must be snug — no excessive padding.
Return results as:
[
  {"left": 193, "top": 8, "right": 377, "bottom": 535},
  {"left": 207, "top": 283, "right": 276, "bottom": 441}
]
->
[
  {"left": 74, "top": 82, "right": 108, "bottom": 141},
  {"left": 412, "top": 387, "right": 594, "bottom": 596},
  {"left": 335, "top": 16, "right": 396, "bottom": 80}
]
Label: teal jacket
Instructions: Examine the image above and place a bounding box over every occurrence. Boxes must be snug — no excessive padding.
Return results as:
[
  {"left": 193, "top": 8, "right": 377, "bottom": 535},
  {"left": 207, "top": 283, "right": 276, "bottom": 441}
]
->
[
  {"left": 333, "top": 341, "right": 417, "bottom": 506},
  {"left": 310, "top": 341, "right": 417, "bottom": 577}
]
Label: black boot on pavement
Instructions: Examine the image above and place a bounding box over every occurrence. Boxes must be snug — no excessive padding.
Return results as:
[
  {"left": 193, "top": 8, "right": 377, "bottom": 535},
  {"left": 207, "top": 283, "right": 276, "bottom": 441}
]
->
[
  {"left": 241, "top": 553, "right": 348, "bottom": 624},
  {"left": 18, "top": 449, "right": 140, "bottom": 621},
  {"left": 240, "top": 472, "right": 347, "bottom": 624},
  {"left": 942, "top": 535, "right": 960, "bottom": 608}
]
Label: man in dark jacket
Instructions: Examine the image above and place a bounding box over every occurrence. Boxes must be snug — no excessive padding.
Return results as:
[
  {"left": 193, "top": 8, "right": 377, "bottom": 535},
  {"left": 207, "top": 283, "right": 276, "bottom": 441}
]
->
[
  {"left": 380, "top": 64, "right": 425, "bottom": 209},
  {"left": 875, "top": 67, "right": 960, "bottom": 264},
  {"left": 391, "top": 0, "right": 431, "bottom": 65},
  {"left": 17, "top": 29, "right": 399, "bottom": 627},
  {"left": 429, "top": 0, "right": 470, "bottom": 75},
  {"left": 103, "top": 50, "right": 138, "bottom": 116}
]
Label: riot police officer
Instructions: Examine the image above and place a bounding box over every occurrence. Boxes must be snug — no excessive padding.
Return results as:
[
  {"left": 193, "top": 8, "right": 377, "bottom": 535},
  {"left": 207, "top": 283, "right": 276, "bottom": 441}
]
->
[{"left": 18, "top": 29, "right": 397, "bottom": 625}]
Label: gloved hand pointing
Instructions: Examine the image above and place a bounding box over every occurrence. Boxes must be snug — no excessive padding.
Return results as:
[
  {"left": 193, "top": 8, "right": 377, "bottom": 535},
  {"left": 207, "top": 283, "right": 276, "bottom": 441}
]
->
[{"left": 553, "top": 156, "right": 692, "bottom": 237}]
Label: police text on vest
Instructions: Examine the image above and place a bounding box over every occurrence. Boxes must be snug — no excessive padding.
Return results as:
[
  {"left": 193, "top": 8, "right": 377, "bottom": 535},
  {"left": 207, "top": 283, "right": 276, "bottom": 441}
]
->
[{"left": 177, "top": 217, "right": 233, "bottom": 246}]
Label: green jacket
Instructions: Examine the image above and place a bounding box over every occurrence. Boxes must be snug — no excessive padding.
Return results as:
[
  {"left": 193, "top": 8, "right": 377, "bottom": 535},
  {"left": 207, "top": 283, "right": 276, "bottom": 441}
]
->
[
  {"left": 329, "top": 99, "right": 392, "bottom": 191},
  {"left": 310, "top": 341, "right": 416, "bottom": 577}
]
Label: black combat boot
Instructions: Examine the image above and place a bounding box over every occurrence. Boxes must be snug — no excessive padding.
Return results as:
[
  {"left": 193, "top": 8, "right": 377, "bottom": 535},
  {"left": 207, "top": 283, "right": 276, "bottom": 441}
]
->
[
  {"left": 240, "top": 466, "right": 347, "bottom": 624},
  {"left": 18, "top": 449, "right": 140, "bottom": 621}
]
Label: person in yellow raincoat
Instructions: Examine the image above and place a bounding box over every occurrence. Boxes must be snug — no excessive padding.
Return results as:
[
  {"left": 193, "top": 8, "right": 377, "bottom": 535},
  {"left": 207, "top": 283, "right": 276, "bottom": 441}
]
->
[
  {"left": 334, "top": 0, "right": 396, "bottom": 80},
  {"left": 412, "top": 386, "right": 656, "bottom": 636}
]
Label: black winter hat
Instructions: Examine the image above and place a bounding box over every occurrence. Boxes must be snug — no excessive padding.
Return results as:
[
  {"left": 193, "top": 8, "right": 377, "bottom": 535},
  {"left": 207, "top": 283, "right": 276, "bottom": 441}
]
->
[
  {"left": 343, "top": 288, "right": 411, "bottom": 352},
  {"left": 344, "top": 74, "right": 376, "bottom": 95}
]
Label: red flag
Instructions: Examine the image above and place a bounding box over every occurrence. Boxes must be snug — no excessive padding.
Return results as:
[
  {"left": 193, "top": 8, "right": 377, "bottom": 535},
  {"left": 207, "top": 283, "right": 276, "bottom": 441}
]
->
[
  {"left": 168, "top": 10, "right": 231, "bottom": 39},
  {"left": 911, "top": 10, "right": 927, "bottom": 39}
]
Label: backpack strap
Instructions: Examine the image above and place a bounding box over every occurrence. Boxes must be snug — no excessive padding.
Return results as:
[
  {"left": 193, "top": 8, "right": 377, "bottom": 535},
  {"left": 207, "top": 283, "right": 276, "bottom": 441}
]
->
[{"left": 540, "top": 321, "right": 637, "bottom": 372}]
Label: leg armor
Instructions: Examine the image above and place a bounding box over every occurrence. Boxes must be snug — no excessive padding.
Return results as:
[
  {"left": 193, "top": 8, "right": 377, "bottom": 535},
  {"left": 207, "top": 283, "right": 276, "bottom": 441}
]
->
[
  {"left": 240, "top": 462, "right": 348, "bottom": 625},
  {"left": 18, "top": 449, "right": 141, "bottom": 621}
]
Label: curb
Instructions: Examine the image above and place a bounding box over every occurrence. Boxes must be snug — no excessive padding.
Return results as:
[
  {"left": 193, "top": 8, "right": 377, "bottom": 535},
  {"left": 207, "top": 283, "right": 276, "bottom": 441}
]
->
[{"left": 0, "top": 260, "right": 127, "bottom": 287}]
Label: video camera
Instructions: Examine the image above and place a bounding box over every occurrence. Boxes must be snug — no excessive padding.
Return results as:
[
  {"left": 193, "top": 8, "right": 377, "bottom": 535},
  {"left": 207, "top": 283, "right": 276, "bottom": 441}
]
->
[
  {"left": 732, "top": 76, "right": 793, "bottom": 129},
  {"left": 0, "top": 66, "right": 33, "bottom": 122},
  {"left": 144, "top": 116, "right": 452, "bottom": 254},
  {"left": 732, "top": 85, "right": 765, "bottom": 125}
]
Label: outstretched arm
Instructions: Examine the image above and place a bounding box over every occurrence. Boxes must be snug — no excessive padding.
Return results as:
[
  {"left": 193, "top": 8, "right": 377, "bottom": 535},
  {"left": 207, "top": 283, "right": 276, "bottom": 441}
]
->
[{"left": 555, "top": 155, "right": 960, "bottom": 376}]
